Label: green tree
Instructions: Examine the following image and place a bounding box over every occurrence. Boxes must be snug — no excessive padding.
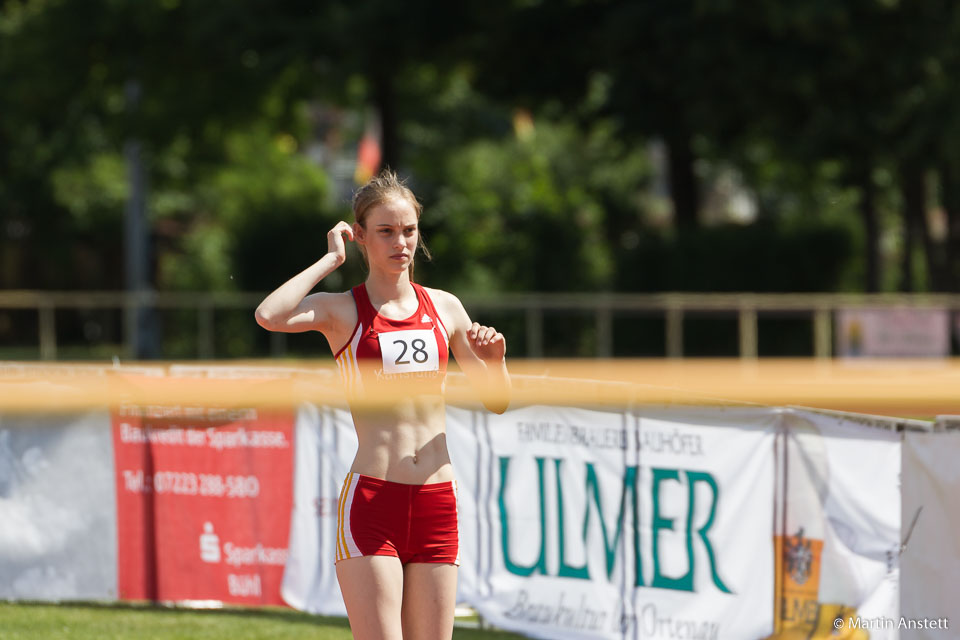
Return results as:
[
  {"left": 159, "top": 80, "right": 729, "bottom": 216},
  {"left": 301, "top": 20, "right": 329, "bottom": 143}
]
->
[{"left": 426, "top": 117, "right": 651, "bottom": 294}]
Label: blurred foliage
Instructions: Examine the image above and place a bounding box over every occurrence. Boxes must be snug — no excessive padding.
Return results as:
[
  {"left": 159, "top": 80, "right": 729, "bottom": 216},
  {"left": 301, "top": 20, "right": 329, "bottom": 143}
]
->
[
  {"left": 163, "top": 124, "right": 337, "bottom": 292},
  {"left": 423, "top": 118, "right": 650, "bottom": 293},
  {"left": 627, "top": 221, "right": 854, "bottom": 293},
  {"left": 5, "top": 0, "right": 960, "bottom": 357}
]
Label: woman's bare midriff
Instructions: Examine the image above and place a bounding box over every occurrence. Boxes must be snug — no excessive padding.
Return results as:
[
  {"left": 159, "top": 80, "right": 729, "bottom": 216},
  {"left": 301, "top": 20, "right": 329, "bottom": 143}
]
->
[{"left": 348, "top": 394, "right": 455, "bottom": 485}]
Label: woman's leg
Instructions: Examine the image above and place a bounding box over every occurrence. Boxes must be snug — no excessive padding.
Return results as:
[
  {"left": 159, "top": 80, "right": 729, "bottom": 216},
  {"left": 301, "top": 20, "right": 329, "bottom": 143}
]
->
[
  {"left": 337, "top": 555, "right": 405, "bottom": 640},
  {"left": 400, "top": 563, "right": 458, "bottom": 640}
]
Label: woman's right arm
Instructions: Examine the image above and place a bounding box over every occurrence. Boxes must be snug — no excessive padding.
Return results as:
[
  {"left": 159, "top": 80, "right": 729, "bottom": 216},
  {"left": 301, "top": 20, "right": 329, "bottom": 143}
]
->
[{"left": 254, "top": 221, "right": 354, "bottom": 333}]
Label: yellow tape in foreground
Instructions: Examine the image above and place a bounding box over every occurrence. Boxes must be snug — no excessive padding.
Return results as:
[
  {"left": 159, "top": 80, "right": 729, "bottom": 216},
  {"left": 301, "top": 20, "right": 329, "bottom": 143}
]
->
[{"left": 0, "top": 359, "right": 958, "bottom": 416}]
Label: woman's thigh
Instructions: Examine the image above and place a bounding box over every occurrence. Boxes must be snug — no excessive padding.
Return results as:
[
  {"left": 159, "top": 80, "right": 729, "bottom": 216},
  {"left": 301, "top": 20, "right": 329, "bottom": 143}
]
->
[
  {"left": 400, "top": 563, "right": 458, "bottom": 640},
  {"left": 336, "top": 555, "right": 405, "bottom": 640}
]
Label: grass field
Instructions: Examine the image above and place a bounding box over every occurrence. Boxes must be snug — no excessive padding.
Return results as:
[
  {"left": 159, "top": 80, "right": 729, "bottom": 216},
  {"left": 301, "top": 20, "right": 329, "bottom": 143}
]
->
[{"left": 0, "top": 602, "right": 527, "bottom": 640}]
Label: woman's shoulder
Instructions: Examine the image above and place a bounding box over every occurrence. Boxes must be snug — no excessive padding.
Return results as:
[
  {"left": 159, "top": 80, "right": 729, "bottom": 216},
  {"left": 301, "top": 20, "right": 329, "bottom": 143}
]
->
[
  {"left": 309, "top": 289, "right": 360, "bottom": 351},
  {"left": 420, "top": 286, "right": 470, "bottom": 329},
  {"left": 419, "top": 286, "right": 463, "bottom": 309}
]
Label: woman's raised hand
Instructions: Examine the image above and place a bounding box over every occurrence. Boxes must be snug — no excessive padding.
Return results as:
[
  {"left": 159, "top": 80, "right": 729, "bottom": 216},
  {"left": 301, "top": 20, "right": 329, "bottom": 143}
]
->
[
  {"left": 468, "top": 322, "right": 506, "bottom": 363},
  {"left": 327, "top": 221, "right": 355, "bottom": 265}
]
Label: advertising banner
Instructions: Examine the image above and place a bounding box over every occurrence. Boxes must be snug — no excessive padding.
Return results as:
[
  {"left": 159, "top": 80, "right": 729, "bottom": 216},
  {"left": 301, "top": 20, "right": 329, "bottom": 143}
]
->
[
  {"left": 773, "top": 410, "right": 902, "bottom": 639},
  {"left": 113, "top": 399, "right": 294, "bottom": 604},
  {"left": 284, "top": 404, "right": 778, "bottom": 639},
  {"left": 835, "top": 309, "right": 949, "bottom": 358},
  {"left": 464, "top": 405, "right": 777, "bottom": 640}
]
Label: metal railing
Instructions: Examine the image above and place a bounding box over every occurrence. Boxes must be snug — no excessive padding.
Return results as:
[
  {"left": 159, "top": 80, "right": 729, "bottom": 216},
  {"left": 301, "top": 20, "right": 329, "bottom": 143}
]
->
[{"left": 1, "top": 290, "right": 958, "bottom": 360}]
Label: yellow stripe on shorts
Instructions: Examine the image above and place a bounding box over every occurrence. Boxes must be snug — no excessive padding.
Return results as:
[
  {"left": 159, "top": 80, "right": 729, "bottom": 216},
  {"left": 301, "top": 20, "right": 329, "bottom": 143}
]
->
[{"left": 337, "top": 472, "right": 354, "bottom": 561}]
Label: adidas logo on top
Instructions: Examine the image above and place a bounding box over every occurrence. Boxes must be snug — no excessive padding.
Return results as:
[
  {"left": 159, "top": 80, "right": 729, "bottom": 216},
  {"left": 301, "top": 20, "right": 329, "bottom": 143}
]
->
[{"left": 421, "top": 314, "right": 432, "bottom": 324}]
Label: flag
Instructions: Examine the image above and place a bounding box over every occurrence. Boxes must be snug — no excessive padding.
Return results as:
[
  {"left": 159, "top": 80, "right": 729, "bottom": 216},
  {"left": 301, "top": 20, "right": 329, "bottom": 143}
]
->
[{"left": 354, "top": 107, "right": 382, "bottom": 185}]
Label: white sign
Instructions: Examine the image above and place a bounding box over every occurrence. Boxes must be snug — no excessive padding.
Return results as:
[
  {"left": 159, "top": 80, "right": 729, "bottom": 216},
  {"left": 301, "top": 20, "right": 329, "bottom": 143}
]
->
[
  {"left": 283, "top": 404, "right": 778, "bottom": 638},
  {"left": 378, "top": 329, "right": 439, "bottom": 374},
  {"left": 836, "top": 308, "right": 949, "bottom": 358},
  {"left": 461, "top": 406, "right": 776, "bottom": 640},
  {"left": 901, "top": 429, "right": 960, "bottom": 629}
]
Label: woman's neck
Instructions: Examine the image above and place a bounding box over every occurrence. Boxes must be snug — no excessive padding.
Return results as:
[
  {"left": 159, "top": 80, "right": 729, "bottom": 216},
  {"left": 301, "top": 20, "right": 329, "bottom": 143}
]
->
[{"left": 365, "top": 270, "right": 413, "bottom": 305}]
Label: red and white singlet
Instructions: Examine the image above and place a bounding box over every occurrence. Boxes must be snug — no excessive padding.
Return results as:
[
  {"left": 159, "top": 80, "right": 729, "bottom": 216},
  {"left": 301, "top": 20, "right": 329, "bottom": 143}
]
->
[
  {"left": 334, "top": 282, "right": 450, "bottom": 396},
  {"left": 332, "top": 283, "right": 459, "bottom": 566}
]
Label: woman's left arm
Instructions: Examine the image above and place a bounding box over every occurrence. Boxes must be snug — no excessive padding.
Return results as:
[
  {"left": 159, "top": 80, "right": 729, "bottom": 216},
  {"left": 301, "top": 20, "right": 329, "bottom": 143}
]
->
[{"left": 434, "top": 290, "right": 511, "bottom": 414}]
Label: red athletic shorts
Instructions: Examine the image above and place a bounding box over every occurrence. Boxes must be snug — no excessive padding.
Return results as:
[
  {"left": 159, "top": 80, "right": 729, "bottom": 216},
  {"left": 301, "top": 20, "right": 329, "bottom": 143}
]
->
[{"left": 335, "top": 472, "right": 460, "bottom": 565}]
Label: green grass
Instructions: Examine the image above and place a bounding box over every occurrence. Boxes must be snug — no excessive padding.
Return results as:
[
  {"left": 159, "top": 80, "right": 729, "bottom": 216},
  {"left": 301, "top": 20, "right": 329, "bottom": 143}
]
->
[{"left": 0, "top": 602, "right": 526, "bottom": 640}]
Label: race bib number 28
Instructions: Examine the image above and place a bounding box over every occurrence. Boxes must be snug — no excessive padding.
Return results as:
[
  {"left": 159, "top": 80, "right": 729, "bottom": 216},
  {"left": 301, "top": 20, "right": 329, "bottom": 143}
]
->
[{"left": 378, "top": 329, "right": 439, "bottom": 374}]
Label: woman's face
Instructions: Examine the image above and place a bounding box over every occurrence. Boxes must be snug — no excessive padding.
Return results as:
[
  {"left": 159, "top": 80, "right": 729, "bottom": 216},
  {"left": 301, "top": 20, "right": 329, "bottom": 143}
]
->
[{"left": 355, "top": 198, "right": 419, "bottom": 275}]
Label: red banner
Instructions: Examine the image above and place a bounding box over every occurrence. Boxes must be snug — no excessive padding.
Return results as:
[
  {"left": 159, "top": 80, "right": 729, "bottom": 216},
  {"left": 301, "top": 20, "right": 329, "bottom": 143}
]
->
[{"left": 112, "top": 401, "right": 294, "bottom": 605}]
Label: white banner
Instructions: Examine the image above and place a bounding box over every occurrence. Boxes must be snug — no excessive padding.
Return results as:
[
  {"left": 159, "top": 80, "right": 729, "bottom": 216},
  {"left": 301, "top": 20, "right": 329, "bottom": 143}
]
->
[
  {"left": 463, "top": 406, "right": 776, "bottom": 640},
  {"left": 283, "top": 404, "right": 778, "bottom": 639},
  {"left": 280, "top": 403, "right": 356, "bottom": 615},
  {"left": 775, "top": 409, "right": 902, "bottom": 638},
  {"left": 901, "top": 429, "right": 960, "bottom": 636},
  {"left": 0, "top": 411, "right": 118, "bottom": 600}
]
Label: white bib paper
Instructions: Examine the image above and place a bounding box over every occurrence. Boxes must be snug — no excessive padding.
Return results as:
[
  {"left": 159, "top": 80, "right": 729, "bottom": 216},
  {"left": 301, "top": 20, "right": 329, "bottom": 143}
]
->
[{"left": 377, "top": 329, "right": 439, "bottom": 374}]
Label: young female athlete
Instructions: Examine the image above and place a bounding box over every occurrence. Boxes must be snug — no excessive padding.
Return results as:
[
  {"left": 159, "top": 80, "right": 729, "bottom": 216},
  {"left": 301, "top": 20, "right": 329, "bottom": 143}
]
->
[{"left": 255, "top": 170, "right": 510, "bottom": 640}]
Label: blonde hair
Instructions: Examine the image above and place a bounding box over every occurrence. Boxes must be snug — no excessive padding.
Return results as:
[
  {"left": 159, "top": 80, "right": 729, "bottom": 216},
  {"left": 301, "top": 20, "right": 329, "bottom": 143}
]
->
[{"left": 352, "top": 169, "right": 431, "bottom": 280}]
